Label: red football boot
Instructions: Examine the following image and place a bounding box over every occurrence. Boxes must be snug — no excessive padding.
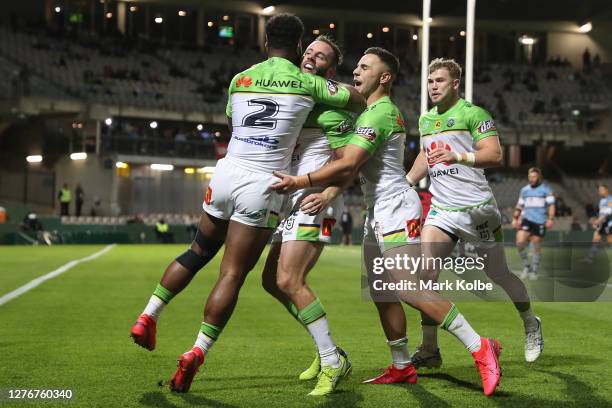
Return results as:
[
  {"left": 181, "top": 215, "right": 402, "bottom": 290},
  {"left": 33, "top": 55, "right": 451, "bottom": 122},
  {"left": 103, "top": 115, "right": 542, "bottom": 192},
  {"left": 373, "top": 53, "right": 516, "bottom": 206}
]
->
[
  {"left": 471, "top": 338, "right": 502, "bottom": 396},
  {"left": 169, "top": 347, "right": 205, "bottom": 393},
  {"left": 363, "top": 364, "right": 417, "bottom": 384},
  {"left": 130, "top": 314, "right": 157, "bottom": 351}
]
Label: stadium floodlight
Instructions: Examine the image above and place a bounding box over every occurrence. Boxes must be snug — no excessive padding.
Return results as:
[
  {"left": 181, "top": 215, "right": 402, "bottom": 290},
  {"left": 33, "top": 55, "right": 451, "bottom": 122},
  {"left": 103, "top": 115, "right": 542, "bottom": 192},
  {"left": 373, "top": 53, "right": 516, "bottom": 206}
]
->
[
  {"left": 26, "top": 155, "right": 43, "bottom": 163},
  {"left": 105, "top": 117, "right": 112, "bottom": 126},
  {"left": 329, "top": 23, "right": 335, "bottom": 29},
  {"left": 184, "top": 167, "right": 196, "bottom": 174},
  {"left": 115, "top": 162, "right": 128, "bottom": 169},
  {"left": 579, "top": 22, "right": 592, "bottom": 33},
  {"left": 129, "top": 6, "right": 137, "bottom": 12},
  {"left": 54, "top": 6, "right": 61, "bottom": 13},
  {"left": 154, "top": 16, "right": 163, "bottom": 24},
  {"left": 150, "top": 164, "right": 174, "bottom": 171},
  {"left": 70, "top": 152, "right": 87, "bottom": 161},
  {"left": 519, "top": 36, "right": 536, "bottom": 45},
  {"left": 223, "top": 15, "right": 230, "bottom": 21},
  {"left": 178, "top": 10, "right": 187, "bottom": 17},
  {"left": 382, "top": 27, "right": 390, "bottom": 33},
  {"left": 197, "top": 166, "right": 216, "bottom": 174},
  {"left": 460, "top": 30, "right": 466, "bottom": 37},
  {"left": 366, "top": 32, "right": 373, "bottom": 39},
  {"left": 427, "top": 17, "right": 433, "bottom": 23},
  {"left": 313, "top": 29, "right": 320, "bottom": 35},
  {"left": 412, "top": 34, "right": 418, "bottom": 40},
  {"left": 262, "top": 6, "right": 275, "bottom": 14},
  {"left": 149, "top": 121, "right": 158, "bottom": 129},
  {"left": 106, "top": 12, "right": 113, "bottom": 19},
  {"left": 197, "top": 124, "right": 203, "bottom": 131}
]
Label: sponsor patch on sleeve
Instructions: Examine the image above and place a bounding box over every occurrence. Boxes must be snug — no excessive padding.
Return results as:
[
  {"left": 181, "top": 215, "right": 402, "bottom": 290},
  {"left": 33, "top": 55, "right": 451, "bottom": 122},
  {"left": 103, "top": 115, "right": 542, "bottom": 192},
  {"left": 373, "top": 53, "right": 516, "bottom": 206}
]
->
[
  {"left": 477, "top": 119, "right": 496, "bottom": 134},
  {"left": 356, "top": 126, "right": 377, "bottom": 142}
]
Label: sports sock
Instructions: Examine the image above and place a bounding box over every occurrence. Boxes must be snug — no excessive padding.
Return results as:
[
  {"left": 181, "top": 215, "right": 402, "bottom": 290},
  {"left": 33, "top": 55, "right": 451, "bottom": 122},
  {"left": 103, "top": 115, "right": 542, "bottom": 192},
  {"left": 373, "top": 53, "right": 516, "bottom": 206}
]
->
[
  {"left": 299, "top": 298, "right": 340, "bottom": 368},
  {"left": 143, "top": 284, "right": 175, "bottom": 321},
  {"left": 518, "top": 247, "right": 530, "bottom": 269},
  {"left": 531, "top": 254, "right": 541, "bottom": 273},
  {"left": 194, "top": 322, "right": 222, "bottom": 355},
  {"left": 519, "top": 307, "right": 538, "bottom": 331},
  {"left": 387, "top": 337, "right": 411, "bottom": 369},
  {"left": 441, "top": 305, "right": 481, "bottom": 353}
]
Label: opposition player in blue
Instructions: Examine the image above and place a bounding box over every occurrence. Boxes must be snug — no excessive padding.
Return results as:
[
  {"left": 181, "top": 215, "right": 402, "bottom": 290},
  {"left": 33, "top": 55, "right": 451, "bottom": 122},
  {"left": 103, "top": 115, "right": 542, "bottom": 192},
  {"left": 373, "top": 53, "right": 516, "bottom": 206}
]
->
[
  {"left": 584, "top": 184, "right": 612, "bottom": 263},
  {"left": 512, "top": 168, "right": 555, "bottom": 280}
]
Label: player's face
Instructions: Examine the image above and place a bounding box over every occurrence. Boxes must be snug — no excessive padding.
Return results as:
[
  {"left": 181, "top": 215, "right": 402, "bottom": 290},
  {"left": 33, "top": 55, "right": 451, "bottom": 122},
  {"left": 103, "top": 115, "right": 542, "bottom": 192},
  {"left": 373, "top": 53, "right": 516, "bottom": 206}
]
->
[
  {"left": 301, "top": 41, "right": 336, "bottom": 78},
  {"left": 599, "top": 186, "right": 608, "bottom": 197},
  {"left": 528, "top": 171, "right": 540, "bottom": 186},
  {"left": 428, "top": 68, "right": 459, "bottom": 105},
  {"left": 353, "top": 54, "right": 388, "bottom": 97}
]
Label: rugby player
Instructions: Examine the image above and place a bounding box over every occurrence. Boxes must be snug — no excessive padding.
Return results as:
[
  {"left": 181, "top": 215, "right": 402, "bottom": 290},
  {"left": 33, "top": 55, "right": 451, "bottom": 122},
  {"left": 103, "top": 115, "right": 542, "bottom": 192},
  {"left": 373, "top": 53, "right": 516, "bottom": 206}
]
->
[
  {"left": 261, "top": 34, "right": 356, "bottom": 396},
  {"left": 272, "top": 48, "right": 502, "bottom": 396},
  {"left": 584, "top": 184, "right": 612, "bottom": 263},
  {"left": 512, "top": 167, "right": 555, "bottom": 280},
  {"left": 405, "top": 58, "right": 543, "bottom": 365},
  {"left": 130, "top": 13, "right": 366, "bottom": 393}
]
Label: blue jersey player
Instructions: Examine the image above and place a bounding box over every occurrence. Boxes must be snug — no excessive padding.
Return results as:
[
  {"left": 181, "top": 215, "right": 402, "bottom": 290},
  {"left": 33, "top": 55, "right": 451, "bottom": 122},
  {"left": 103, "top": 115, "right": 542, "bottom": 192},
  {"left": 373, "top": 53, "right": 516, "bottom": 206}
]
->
[
  {"left": 584, "top": 184, "right": 612, "bottom": 263},
  {"left": 512, "top": 168, "right": 555, "bottom": 279}
]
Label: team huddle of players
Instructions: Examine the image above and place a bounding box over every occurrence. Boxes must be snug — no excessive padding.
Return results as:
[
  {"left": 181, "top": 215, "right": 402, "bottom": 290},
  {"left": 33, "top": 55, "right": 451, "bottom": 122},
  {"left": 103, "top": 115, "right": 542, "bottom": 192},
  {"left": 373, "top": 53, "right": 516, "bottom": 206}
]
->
[{"left": 129, "top": 13, "right": 545, "bottom": 398}]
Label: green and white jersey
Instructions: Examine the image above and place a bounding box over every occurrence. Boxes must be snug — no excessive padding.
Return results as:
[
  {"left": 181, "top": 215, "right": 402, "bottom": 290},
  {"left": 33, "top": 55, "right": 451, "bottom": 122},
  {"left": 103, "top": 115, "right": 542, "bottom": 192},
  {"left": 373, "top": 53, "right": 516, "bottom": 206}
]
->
[
  {"left": 291, "top": 106, "right": 354, "bottom": 175},
  {"left": 225, "top": 57, "right": 350, "bottom": 173},
  {"left": 348, "top": 96, "right": 410, "bottom": 208},
  {"left": 419, "top": 98, "right": 497, "bottom": 211}
]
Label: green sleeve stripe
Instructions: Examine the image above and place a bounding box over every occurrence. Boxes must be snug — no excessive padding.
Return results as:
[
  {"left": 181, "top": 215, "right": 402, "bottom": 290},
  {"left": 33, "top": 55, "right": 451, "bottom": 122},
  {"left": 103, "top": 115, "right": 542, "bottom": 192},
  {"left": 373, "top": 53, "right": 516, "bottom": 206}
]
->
[
  {"left": 472, "top": 132, "right": 497, "bottom": 143},
  {"left": 348, "top": 136, "right": 376, "bottom": 154},
  {"left": 421, "top": 129, "right": 470, "bottom": 138}
]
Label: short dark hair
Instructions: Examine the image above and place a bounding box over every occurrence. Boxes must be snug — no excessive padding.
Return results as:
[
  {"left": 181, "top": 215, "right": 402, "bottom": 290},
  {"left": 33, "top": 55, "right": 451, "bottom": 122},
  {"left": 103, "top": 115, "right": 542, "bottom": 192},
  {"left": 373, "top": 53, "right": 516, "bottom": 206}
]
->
[
  {"left": 364, "top": 47, "right": 400, "bottom": 78},
  {"left": 265, "top": 13, "right": 304, "bottom": 50},
  {"left": 314, "top": 34, "right": 343, "bottom": 66},
  {"left": 528, "top": 167, "right": 542, "bottom": 176}
]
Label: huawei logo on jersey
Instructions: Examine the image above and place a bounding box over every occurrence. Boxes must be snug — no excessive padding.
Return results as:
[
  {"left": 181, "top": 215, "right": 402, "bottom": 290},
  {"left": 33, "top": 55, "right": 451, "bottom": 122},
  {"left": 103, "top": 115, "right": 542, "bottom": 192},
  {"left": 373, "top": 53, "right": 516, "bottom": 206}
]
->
[
  {"left": 236, "top": 76, "right": 252, "bottom": 88},
  {"left": 426, "top": 141, "right": 452, "bottom": 167}
]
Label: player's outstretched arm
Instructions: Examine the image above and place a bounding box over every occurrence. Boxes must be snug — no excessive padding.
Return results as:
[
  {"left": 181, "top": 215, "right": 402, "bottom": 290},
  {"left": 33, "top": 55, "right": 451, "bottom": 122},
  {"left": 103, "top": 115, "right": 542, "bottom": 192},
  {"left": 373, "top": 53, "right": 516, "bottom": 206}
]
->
[
  {"left": 406, "top": 149, "right": 428, "bottom": 186},
  {"left": 271, "top": 144, "right": 370, "bottom": 195},
  {"left": 343, "top": 85, "right": 367, "bottom": 114}
]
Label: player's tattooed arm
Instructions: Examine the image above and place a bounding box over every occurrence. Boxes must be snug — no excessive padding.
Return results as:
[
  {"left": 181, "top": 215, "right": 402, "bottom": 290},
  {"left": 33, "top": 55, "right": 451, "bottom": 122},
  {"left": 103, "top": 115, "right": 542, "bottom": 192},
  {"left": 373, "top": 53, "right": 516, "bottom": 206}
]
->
[
  {"left": 406, "top": 150, "right": 428, "bottom": 186},
  {"left": 271, "top": 144, "right": 370, "bottom": 195}
]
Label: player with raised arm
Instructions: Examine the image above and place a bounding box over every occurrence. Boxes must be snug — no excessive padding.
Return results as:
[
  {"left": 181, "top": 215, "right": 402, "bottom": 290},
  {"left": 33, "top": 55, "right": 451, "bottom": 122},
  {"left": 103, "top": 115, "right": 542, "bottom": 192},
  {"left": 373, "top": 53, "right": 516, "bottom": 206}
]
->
[
  {"left": 584, "top": 184, "right": 612, "bottom": 263},
  {"left": 405, "top": 58, "right": 543, "bottom": 366},
  {"left": 130, "top": 13, "right": 365, "bottom": 394},
  {"left": 272, "top": 48, "right": 502, "bottom": 396},
  {"left": 260, "top": 34, "right": 356, "bottom": 396},
  {"left": 512, "top": 168, "right": 555, "bottom": 280}
]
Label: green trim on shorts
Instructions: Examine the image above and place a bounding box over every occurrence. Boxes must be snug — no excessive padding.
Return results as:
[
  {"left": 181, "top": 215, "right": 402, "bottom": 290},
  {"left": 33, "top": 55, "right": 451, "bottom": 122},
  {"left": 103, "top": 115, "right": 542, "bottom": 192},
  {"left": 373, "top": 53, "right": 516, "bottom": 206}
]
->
[
  {"left": 431, "top": 196, "right": 494, "bottom": 212},
  {"left": 382, "top": 228, "right": 408, "bottom": 251},
  {"left": 493, "top": 225, "right": 504, "bottom": 242},
  {"left": 296, "top": 224, "right": 320, "bottom": 240},
  {"left": 267, "top": 211, "right": 280, "bottom": 228}
]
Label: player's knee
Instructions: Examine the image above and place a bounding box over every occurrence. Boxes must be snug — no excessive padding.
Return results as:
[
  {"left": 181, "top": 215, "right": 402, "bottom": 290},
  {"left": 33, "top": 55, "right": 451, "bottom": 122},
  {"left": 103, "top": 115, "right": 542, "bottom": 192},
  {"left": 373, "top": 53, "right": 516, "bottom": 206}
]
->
[
  {"left": 191, "top": 228, "right": 224, "bottom": 258},
  {"left": 276, "top": 269, "right": 301, "bottom": 295},
  {"left": 175, "top": 248, "right": 208, "bottom": 275}
]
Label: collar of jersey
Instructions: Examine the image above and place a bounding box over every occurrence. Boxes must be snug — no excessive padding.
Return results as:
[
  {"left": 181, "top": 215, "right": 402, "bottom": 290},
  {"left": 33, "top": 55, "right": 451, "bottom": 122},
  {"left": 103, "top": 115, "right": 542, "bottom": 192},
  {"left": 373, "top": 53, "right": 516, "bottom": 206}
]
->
[
  {"left": 431, "top": 98, "right": 465, "bottom": 117},
  {"left": 267, "top": 56, "right": 297, "bottom": 67},
  {"left": 369, "top": 95, "right": 391, "bottom": 109}
]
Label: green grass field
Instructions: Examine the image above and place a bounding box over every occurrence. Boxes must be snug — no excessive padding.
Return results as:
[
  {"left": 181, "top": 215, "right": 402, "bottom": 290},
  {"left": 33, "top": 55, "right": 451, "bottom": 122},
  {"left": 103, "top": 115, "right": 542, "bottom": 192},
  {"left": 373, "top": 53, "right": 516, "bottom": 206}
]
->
[{"left": 1, "top": 244, "right": 611, "bottom": 407}]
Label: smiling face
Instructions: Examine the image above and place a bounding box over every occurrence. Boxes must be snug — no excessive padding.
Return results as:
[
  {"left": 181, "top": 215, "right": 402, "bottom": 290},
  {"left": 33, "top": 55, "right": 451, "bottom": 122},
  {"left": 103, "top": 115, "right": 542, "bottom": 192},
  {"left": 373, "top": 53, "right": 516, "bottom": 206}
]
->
[
  {"left": 300, "top": 40, "right": 337, "bottom": 79},
  {"left": 428, "top": 67, "right": 460, "bottom": 106},
  {"left": 352, "top": 53, "right": 391, "bottom": 98}
]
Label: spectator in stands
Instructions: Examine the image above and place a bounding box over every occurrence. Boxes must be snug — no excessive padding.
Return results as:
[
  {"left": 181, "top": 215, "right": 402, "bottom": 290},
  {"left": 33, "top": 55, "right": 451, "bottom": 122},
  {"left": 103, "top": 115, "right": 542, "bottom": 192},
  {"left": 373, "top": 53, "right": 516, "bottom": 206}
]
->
[
  {"left": 58, "top": 183, "right": 71, "bottom": 216},
  {"left": 20, "top": 212, "right": 52, "bottom": 245},
  {"left": 155, "top": 218, "right": 174, "bottom": 243},
  {"left": 75, "top": 183, "right": 85, "bottom": 217},
  {"left": 583, "top": 48, "right": 591, "bottom": 72},
  {"left": 340, "top": 208, "right": 353, "bottom": 245}
]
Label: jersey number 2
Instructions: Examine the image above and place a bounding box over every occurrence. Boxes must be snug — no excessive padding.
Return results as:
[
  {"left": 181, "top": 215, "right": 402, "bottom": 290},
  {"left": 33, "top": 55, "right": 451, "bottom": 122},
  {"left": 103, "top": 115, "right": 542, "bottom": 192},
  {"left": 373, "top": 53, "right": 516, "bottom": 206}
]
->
[{"left": 242, "top": 99, "right": 279, "bottom": 129}]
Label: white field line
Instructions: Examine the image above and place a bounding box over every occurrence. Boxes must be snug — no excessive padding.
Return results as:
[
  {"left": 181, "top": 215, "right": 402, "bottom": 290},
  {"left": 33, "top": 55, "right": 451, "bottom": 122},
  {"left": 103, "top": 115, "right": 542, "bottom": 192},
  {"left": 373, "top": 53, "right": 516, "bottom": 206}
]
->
[{"left": 0, "top": 244, "right": 116, "bottom": 306}]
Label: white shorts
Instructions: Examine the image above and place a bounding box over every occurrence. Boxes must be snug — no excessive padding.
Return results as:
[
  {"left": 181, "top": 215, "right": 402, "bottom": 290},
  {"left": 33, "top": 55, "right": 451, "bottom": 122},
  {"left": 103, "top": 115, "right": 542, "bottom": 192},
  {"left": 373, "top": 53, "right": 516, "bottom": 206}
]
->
[
  {"left": 202, "top": 158, "right": 283, "bottom": 228},
  {"left": 363, "top": 189, "right": 422, "bottom": 253},
  {"left": 271, "top": 188, "right": 343, "bottom": 244},
  {"left": 424, "top": 201, "right": 503, "bottom": 242}
]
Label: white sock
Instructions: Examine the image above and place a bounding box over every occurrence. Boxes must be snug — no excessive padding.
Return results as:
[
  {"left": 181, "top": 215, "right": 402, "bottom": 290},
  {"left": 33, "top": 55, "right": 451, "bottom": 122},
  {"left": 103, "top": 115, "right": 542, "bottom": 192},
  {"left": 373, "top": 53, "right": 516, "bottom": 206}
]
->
[
  {"left": 387, "top": 337, "right": 411, "bottom": 369},
  {"left": 446, "top": 313, "right": 481, "bottom": 353},
  {"left": 421, "top": 325, "right": 439, "bottom": 350},
  {"left": 194, "top": 331, "right": 215, "bottom": 355},
  {"left": 306, "top": 317, "right": 340, "bottom": 368},
  {"left": 519, "top": 308, "right": 538, "bottom": 331},
  {"left": 143, "top": 295, "right": 166, "bottom": 321}
]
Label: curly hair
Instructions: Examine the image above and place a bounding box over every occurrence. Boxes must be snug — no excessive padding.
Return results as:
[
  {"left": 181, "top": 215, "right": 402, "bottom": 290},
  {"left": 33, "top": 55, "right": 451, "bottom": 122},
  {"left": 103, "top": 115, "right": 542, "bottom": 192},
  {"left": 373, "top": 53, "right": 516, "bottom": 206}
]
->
[{"left": 265, "top": 13, "right": 304, "bottom": 50}]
